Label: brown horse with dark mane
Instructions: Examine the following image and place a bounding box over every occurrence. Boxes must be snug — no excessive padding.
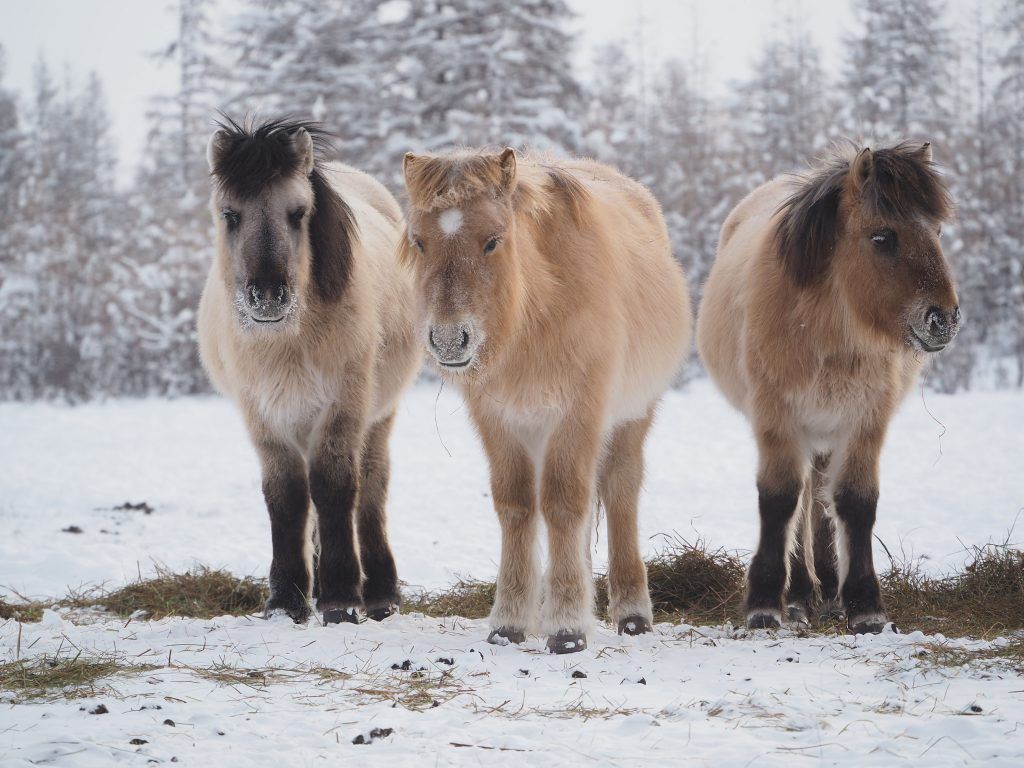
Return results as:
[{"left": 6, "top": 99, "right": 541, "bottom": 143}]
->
[{"left": 698, "top": 142, "right": 960, "bottom": 633}]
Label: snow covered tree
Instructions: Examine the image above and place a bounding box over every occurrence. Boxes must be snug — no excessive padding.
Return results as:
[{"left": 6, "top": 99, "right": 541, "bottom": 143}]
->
[
  {"left": 583, "top": 39, "right": 648, "bottom": 180},
  {"left": 989, "top": 0, "right": 1024, "bottom": 384},
  {"left": 841, "top": 0, "right": 954, "bottom": 143},
  {"left": 733, "top": 10, "right": 832, "bottom": 178}
]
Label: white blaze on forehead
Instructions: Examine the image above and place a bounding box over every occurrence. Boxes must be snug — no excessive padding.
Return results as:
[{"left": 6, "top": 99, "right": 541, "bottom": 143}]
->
[{"left": 438, "top": 208, "right": 463, "bottom": 237}]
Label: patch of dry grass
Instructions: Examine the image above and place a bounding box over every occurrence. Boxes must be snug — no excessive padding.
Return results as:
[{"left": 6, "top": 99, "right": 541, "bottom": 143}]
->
[
  {"left": 0, "top": 599, "right": 45, "bottom": 623},
  {"left": 3, "top": 536, "right": 1020, "bottom": 641},
  {"left": 599, "top": 534, "right": 747, "bottom": 625},
  {"left": 0, "top": 652, "right": 156, "bottom": 702},
  {"left": 66, "top": 565, "right": 268, "bottom": 620},
  {"left": 881, "top": 542, "right": 1024, "bottom": 639},
  {"left": 403, "top": 579, "right": 495, "bottom": 619}
]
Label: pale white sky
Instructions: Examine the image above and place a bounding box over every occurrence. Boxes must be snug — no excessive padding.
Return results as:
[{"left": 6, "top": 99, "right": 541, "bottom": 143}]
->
[{"left": 0, "top": 0, "right": 855, "bottom": 183}]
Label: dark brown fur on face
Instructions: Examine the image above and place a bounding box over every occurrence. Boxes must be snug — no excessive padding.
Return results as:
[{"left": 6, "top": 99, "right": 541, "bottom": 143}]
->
[
  {"left": 774, "top": 141, "right": 953, "bottom": 288},
  {"left": 698, "top": 141, "right": 960, "bottom": 635}
]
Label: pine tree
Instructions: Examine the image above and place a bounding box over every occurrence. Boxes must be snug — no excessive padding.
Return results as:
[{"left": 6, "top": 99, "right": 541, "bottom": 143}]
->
[
  {"left": 841, "top": 0, "right": 954, "bottom": 143},
  {"left": 734, "top": 9, "right": 831, "bottom": 178}
]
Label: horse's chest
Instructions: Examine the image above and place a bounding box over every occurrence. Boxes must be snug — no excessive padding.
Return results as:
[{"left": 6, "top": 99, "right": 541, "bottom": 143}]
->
[
  {"left": 794, "top": 357, "right": 883, "bottom": 443},
  {"left": 248, "top": 357, "right": 334, "bottom": 437}
]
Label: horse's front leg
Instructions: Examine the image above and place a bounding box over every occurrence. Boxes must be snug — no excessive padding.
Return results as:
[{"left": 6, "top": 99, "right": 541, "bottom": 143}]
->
[
  {"left": 539, "top": 409, "right": 602, "bottom": 654},
  {"left": 477, "top": 416, "right": 539, "bottom": 645},
  {"left": 834, "top": 425, "right": 888, "bottom": 634},
  {"left": 310, "top": 405, "right": 366, "bottom": 624},
  {"left": 746, "top": 418, "right": 806, "bottom": 630},
  {"left": 254, "top": 436, "right": 313, "bottom": 623}
]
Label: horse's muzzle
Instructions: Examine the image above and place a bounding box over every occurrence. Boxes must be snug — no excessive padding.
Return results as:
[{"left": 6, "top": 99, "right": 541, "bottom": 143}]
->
[
  {"left": 427, "top": 320, "right": 479, "bottom": 369},
  {"left": 910, "top": 305, "right": 961, "bottom": 352},
  {"left": 245, "top": 281, "right": 292, "bottom": 324}
]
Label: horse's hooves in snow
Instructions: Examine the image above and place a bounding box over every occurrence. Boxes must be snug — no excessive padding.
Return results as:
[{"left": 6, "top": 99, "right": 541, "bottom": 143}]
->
[
  {"left": 849, "top": 616, "right": 894, "bottom": 635},
  {"left": 487, "top": 626, "right": 526, "bottom": 646},
  {"left": 547, "top": 630, "right": 587, "bottom": 654},
  {"left": 322, "top": 608, "right": 360, "bottom": 625},
  {"left": 263, "top": 597, "right": 310, "bottom": 624},
  {"left": 746, "top": 612, "right": 781, "bottom": 630},
  {"left": 785, "top": 604, "right": 811, "bottom": 628},
  {"left": 617, "top": 616, "right": 653, "bottom": 636},
  {"left": 366, "top": 605, "right": 398, "bottom": 622}
]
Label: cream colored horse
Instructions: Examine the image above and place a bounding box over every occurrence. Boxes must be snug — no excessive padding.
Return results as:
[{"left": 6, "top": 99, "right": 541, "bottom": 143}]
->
[
  {"left": 199, "top": 118, "right": 420, "bottom": 625},
  {"left": 400, "top": 148, "right": 692, "bottom": 653}
]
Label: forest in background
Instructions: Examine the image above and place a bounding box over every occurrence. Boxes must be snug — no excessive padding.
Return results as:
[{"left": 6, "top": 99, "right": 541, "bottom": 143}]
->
[{"left": 0, "top": 0, "right": 1022, "bottom": 401}]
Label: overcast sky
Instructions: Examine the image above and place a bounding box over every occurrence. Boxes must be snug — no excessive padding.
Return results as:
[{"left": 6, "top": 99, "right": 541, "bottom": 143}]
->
[{"left": 0, "top": 0, "right": 852, "bottom": 183}]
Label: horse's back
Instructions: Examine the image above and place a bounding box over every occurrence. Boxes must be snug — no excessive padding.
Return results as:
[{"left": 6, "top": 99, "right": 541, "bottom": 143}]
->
[
  {"left": 320, "top": 162, "right": 419, "bottom": 421},
  {"left": 544, "top": 157, "right": 692, "bottom": 424}
]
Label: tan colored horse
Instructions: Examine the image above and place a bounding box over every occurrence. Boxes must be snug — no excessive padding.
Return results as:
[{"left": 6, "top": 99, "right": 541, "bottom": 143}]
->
[
  {"left": 198, "top": 118, "right": 420, "bottom": 624},
  {"left": 698, "top": 142, "right": 960, "bottom": 633},
  {"left": 400, "top": 148, "right": 692, "bottom": 653}
]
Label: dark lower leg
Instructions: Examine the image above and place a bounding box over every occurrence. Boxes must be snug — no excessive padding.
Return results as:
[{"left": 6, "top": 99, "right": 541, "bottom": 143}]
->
[
  {"left": 357, "top": 419, "right": 400, "bottom": 618},
  {"left": 310, "top": 453, "right": 362, "bottom": 614},
  {"left": 261, "top": 451, "right": 313, "bottom": 622},
  {"left": 746, "top": 485, "right": 801, "bottom": 628},
  {"left": 835, "top": 486, "right": 886, "bottom": 632}
]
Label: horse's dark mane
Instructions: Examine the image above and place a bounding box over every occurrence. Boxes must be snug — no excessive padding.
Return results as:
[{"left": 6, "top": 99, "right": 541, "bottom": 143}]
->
[
  {"left": 774, "top": 142, "right": 954, "bottom": 288},
  {"left": 211, "top": 115, "right": 355, "bottom": 303}
]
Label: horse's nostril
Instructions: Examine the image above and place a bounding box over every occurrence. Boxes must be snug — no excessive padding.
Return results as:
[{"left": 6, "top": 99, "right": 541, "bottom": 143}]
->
[
  {"left": 460, "top": 329, "right": 470, "bottom": 349},
  {"left": 429, "top": 329, "right": 438, "bottom": 350},
  {"left": 925, "top": 306, "right": 944, "bottom": 334}
]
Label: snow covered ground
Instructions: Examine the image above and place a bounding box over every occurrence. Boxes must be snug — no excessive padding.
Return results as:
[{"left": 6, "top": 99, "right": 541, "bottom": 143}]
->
[
  {"left": 2, "top": 380, "right": 1023, "bottom": 765},
  {"left": 1, "top": 380, "right": 1022, "bottom": 597}
]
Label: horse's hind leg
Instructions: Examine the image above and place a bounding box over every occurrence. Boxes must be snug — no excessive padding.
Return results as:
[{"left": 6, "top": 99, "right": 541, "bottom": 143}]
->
[
  {"left": 356, "top": 413, "right": 402, "bottom": 621},
  {"left": 598, "top": 412, "right": 655, "bottom": 636},
  {"left": 808, "top": 454, "right": 843, "bottom": 621},
  {"left": 785, "top": 453, "right": 831, "bottom": 625},
  {"left": 783, "top": 480, "right": 816, "bottom": 627}
]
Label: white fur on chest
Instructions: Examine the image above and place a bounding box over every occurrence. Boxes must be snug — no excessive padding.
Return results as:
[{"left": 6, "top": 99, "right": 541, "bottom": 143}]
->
[{"left": 248, "top": 359, "right": 334, "bottom": 438}]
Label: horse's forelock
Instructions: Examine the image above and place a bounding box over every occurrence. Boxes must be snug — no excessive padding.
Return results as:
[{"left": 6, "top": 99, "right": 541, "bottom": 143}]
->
[
  {"left": 405, "top": 153, "right": 507, "bottom": 211},
  {"left": 860, "top": 143, "right": 953, "bottom": 223},
  {"left": 774, "top": 142, "right": 953, "bottom": 288},
  {"left": 211, "top": 116, "right": 331, "bottom": 199}
]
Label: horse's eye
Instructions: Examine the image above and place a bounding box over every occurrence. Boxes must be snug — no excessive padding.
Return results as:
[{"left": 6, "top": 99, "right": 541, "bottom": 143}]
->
[
  {"left": 871, "top": 229, "right": 896, "bottom": 252},
  {"left": 413, "top": 238, "right": 425, "bottom": 254},
  {"left": 288, "top": 208, "right": 306, "bottom": 228},
  {"left": 222, "top": 209, "right": 240, "bottom": 230},
  {"left": 484, "top": 237, "right": 500, "bottom": 254}
]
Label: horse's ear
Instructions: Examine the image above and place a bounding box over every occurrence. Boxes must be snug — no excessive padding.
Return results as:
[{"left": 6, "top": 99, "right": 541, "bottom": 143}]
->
[
  {"left": 403, "top": 152, "right": 421, "bottom": 186},
  {"left": 291, "top": 127, "right": 315, "bottom": 176},
  {"left": 207, "top": 129, "right": 228, "bottom": 174},
  {"left": 919, "top": 142, "right": 933, "bottom": 163},
  {"left": 849, "top": 147, "right": 873, "bottom": 193},
  {"left": 497, "top": 147, "right": 517, "bottom": 195}
]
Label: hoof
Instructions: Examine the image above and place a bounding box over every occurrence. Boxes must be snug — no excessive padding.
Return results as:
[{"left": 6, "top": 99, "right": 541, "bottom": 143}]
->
[
  {"left": 323, "top": 607, "right": 360, "bottom": 625},
  {"left": 746, "top": 611, "right": 781, "bottom": 630},
  {"left": 849, "top": 615, "right": 894, "bottom": 635},
  {"left": 785, "top": 604, "right": 810, "bottom": 628},
  {"left": 617, "top": 615, "right": 653, "bottom": 636},
  {"left": 487, "top": 627, "right": 526, "bottom": 645},
  {"left": 263, "top": 597, "right": 310, "bottom": 624},
  {"left": 547, "top": 630, "right": 587, "bottom": 655},
  {"left": 366, "top": 604, "right": 398, "bottom": 622}
]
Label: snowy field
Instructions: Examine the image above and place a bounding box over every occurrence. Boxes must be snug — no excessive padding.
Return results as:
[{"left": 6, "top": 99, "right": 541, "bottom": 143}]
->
[{"left": 2, "top": 380, "right": 1023, "bottom": 765}]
